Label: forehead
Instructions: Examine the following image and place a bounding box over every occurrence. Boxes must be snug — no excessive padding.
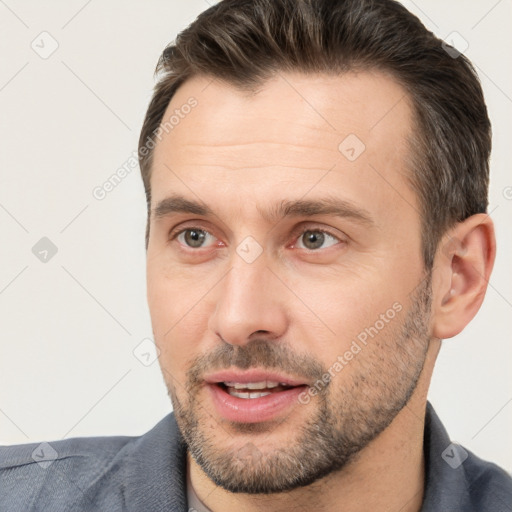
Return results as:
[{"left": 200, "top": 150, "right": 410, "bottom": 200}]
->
[{"left": 150, "top": 70, "right": 417, "bottom": 222}]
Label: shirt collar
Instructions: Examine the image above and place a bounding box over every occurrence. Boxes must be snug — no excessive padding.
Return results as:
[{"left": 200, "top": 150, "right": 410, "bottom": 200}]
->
[
  {"left": 124, "top": 412, "right": 188, "bottom": 511},
  {"left": 421, "top": 401, "right": 474, "bottom": 511}
]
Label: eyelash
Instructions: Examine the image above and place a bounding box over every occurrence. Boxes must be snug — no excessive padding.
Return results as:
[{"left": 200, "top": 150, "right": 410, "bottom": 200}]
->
[{"left": 168, "top": 225, "right": 344, "bottom": 251}]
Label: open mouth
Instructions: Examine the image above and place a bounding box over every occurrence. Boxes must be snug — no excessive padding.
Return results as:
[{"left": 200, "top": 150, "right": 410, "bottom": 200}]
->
[
  {"left": 204, "top": 370, "right": 311, "bottom": 422},
  {"left": 217, "top": 381, "right": 298, "bottom": 399}
]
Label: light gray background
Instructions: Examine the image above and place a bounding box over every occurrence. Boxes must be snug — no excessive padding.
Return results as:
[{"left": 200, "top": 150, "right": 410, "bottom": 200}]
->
[{"left": 1, "top": 0, "right": 511, "bottom": 473}]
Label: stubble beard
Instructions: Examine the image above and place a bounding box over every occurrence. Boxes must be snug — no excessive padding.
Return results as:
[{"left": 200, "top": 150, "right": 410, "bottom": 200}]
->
[{"left": 165, "top": 273, "right": 432, "bottom": 494}]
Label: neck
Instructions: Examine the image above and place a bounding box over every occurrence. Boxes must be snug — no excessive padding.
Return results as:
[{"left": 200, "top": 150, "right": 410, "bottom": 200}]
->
[{"left": 188, "top": 342, "right": 439, "bottom": 512}]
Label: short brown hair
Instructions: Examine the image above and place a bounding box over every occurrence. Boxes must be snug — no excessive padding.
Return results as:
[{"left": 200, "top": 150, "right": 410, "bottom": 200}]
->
[{"left": 138, "top": 0, "right": 491, "bottom": 268}]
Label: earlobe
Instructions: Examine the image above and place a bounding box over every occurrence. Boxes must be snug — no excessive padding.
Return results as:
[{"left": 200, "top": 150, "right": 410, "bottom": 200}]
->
[{"left": 432, "top": 214, "right": 496, "bottom": 340}]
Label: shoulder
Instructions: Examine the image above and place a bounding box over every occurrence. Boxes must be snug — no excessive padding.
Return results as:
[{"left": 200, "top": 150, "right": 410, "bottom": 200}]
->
[
  {"left": 422, "top": 402, "right": 512, "bottom": 512},
  {"left": 0, "top": 434, "right": 136, "bottom": 510},
  {"left": 0, "top": 433, "right": 133, "bottom": 470},
  {"left": 0, "top": 412, "right": 187, "bottom": 511},
  {"left": 462, "top": 449, "right": 512, "bottom": 511}
]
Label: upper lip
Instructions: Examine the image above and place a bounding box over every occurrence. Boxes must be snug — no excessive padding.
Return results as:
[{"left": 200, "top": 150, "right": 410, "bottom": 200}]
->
[{"left": 204, "top": 369, "right": 309, "bottom": 387}]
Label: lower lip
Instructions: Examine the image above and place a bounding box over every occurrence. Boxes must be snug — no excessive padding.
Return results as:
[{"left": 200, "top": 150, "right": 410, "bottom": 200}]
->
[{"left": 206, "top": 383, "right": 308, "bottom": 423}]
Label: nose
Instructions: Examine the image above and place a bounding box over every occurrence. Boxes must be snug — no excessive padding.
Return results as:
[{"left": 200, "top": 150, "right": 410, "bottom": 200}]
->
[{"left": 208, "top": 254, "right": 289, "bottom": 346}]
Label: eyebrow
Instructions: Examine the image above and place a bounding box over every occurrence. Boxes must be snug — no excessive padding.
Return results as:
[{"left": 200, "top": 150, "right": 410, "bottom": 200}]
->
[{"left": 151, "top": 193, "right": 375, "bottom": 227}]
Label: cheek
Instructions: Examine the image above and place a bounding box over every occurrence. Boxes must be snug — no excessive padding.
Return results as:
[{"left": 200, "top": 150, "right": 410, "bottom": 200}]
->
[
  {"left": 290, "top": 268, "right": 405, "bottom": 356},
  {"left": 300, "top": 265, "right": 377, "bottom": 311},
  {"left": 147, "top": 270, "right": 213, "bottom": 382},
  {"left": 147, "top": 259, "right": 207, "bottom": 335}
]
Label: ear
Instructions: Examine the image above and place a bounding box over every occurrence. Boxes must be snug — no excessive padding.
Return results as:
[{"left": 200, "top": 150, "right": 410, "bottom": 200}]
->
[{"left": 431, "top": 213, "right": 496, "bottom": 339}]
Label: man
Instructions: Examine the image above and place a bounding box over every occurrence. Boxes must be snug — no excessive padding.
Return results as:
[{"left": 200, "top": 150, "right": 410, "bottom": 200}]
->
[{"left": 1, "top": 0, "right": 511, "bottom": 510}]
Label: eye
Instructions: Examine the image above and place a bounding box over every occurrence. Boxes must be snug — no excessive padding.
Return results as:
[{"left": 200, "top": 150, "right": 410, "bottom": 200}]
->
[
  {"left": 295, "top": 229, "right": 341, "bottom": 251},
  {"left": 169, "top": 226, "right": 344, "bottom": 252},
  {"left": 174, "top": 228, "right": 216, "bottom": 249}
]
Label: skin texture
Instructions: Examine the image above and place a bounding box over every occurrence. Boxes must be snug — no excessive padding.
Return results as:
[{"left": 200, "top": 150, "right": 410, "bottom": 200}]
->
[{"left": 146, "top": 71, "right": 495, "bottom": 512}]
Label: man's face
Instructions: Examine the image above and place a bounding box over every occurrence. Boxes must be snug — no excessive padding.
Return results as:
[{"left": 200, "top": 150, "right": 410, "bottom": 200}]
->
[{"left": 146, "top": 71, "right": 433, "bottom": 493}]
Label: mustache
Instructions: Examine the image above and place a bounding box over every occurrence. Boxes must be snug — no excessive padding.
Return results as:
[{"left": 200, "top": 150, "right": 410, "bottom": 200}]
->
[{"left": 186, "top": 338, "right": 326, "bottom": 388}]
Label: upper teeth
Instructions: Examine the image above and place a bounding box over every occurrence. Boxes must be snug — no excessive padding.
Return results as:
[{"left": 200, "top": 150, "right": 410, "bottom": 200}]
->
[{"left": 223, "top": 381, "right": 284, "bottom": 389}]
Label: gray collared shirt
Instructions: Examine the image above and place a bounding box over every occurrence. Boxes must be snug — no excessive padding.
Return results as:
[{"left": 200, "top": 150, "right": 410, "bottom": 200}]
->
[{"left": 1, "top": 402, "right": 511, "bottom": 511}]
